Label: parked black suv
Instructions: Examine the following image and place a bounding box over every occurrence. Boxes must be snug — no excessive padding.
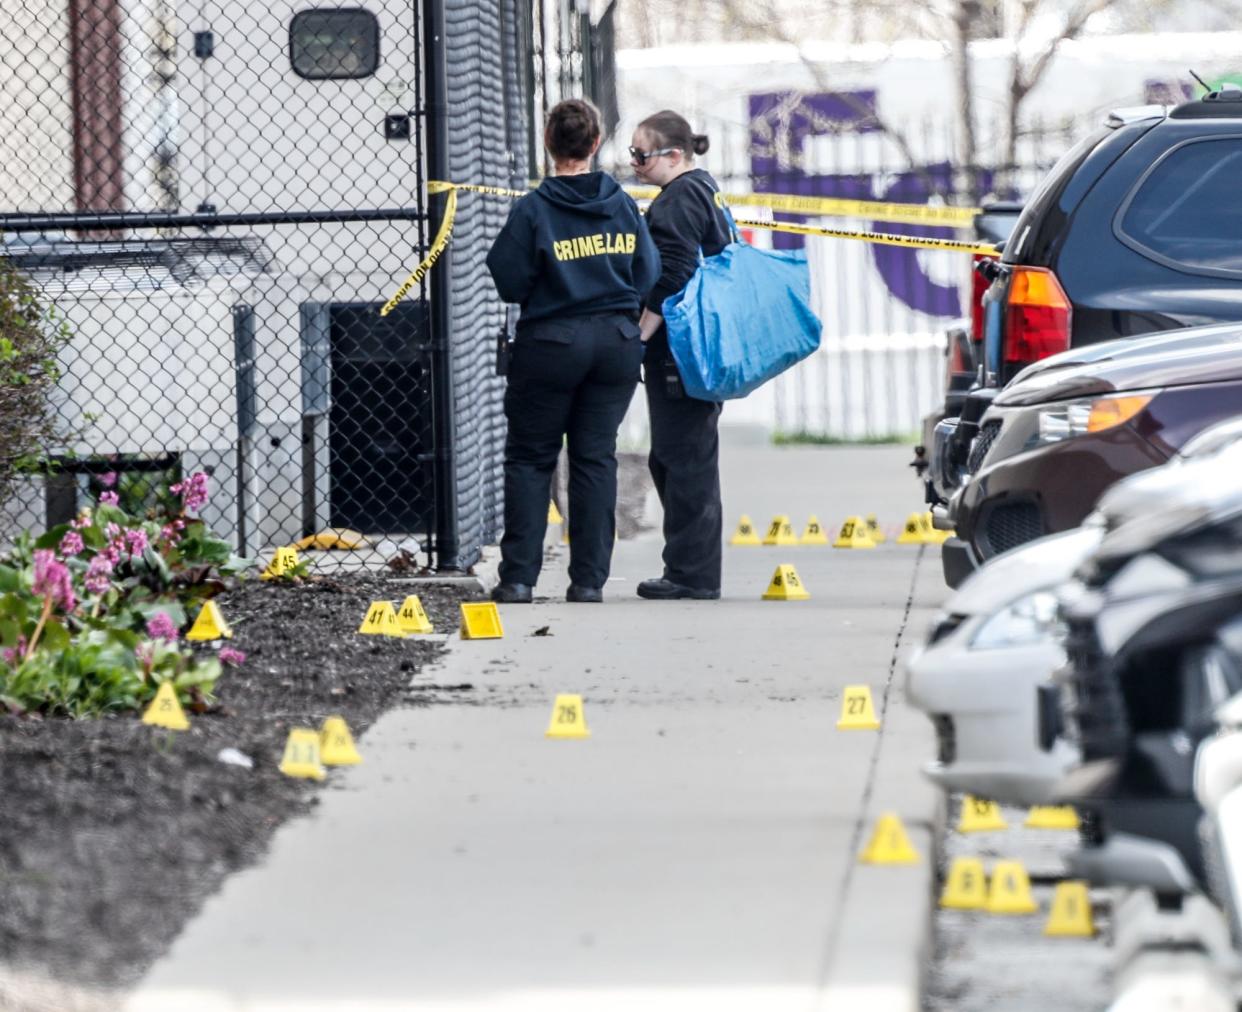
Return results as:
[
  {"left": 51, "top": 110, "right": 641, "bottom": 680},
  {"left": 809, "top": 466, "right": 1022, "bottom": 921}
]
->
[
  {"left": 983, "top": 85, "right": 1242, "bottom": 387},
  {"left": 929, "top": 85, "right": 1242, "bottom": 574}
]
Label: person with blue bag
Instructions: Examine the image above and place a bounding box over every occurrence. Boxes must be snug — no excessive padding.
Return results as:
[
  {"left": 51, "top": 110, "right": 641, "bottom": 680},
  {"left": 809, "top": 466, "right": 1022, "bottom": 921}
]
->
[
  {"left": 486, "top": 98, "right": 661, "bottom": 604},
  {"left": 630, "top": 110, "right": 732, "bottom": 600},
  {"left": 631, "top": 110, "right": 822, "bottom": 601}
]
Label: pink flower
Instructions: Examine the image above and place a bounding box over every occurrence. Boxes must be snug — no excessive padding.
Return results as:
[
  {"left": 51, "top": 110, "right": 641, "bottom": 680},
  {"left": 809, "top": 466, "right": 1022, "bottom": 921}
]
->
[
  {"left": 2, "top": 635, "right": 25, "bottom": 670},
  {"left": 159, "top": 524, "right": 181, "bottom": 546},
  {"left": 105, "top": 523, "right": 120, "bottom": 540},
  {"left": 32, "top": 550, "right": 75, "bottom": 611},
  {"left": 84, "top": 555, "right": 112, "bottom": 594},
  {"left": 59, "top": 531, "right": 84, "bottom": 557},
  {"left": 124, "top": 529, "right": 149, "bottom": 556},
  {"left": 71, "top": 515, "right": 90, "bottom": 530},
  {"left": 100, "top": 472, "right": 117, "bottom": 488},
  {"left": 145, "top": 612, "right": 177, "bottom": 641},
  {"left": 99, "top": 491, "right": 119, "bottom": 506},
  {"left": 3, "top": 637, "right": 26, "bottom": 666},
  {"left": 218, "top": 646, "right": 247, "bottom": 667},
  {"left": 170, "top": 472, "right": 209, "bottom": 514},
  {"left": 135, "top": 642, "right": 154, "bottom": 667}
]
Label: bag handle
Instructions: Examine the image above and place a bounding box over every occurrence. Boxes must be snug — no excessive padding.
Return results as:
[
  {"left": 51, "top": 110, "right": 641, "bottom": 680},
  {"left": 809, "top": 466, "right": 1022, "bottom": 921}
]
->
[
  {"left": 696, "top": 180, "right": 740, "bottom": 263},
  {"left": 716, "top": 196, "right": 741, "bottom": 244}
]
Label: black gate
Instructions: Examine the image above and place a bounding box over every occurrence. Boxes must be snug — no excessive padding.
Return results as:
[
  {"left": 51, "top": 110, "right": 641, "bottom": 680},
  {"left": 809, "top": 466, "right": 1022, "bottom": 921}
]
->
[{"left": 328, "top": 301, "right": 434, "bottom": 534}]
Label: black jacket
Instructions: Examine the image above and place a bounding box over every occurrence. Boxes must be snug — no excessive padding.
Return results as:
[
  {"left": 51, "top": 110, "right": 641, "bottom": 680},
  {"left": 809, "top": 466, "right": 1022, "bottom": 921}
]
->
[
  {"left": 487, "top": 173, "right": 660, "bottom": 328},
  {"left": 644, "top": 168, "right": 732, "bottom": 314}
]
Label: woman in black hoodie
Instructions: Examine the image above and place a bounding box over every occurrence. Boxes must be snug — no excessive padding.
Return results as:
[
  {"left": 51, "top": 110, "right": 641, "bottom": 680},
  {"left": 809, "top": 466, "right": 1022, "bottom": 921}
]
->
[
  {"left": 486, "top": 99, "right": 660, "bottom": 604},
  {"left": 631, "top": 110, "right": 731, "bottom": 600}
]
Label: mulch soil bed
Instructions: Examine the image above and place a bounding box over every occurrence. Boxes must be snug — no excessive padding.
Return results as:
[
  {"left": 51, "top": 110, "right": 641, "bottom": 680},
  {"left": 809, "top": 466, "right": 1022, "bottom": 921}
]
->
[{"left": 0, "top": 573, "right": 476, "bottom": 1007}]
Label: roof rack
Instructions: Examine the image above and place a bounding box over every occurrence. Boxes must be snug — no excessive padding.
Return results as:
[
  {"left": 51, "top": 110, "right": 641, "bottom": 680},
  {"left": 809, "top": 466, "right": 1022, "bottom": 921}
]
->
[
  {"left": 1105, "top": 104, "right": 1167, "bottom": 127},
  {"left": 1170, "top": 84, "right": 1242, "bottom": 120}
]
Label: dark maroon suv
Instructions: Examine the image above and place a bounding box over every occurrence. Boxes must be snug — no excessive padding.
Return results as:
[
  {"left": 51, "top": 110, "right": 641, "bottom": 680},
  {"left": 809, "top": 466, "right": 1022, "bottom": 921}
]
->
[{"left": 945, "top": 323, "right": 1242, "bottom": 579}]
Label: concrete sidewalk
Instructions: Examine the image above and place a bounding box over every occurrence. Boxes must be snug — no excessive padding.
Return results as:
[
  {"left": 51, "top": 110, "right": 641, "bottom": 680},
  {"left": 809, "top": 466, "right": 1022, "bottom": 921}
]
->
[{"left": 128, "top": 438, "right": 946, "bottom": 1012}]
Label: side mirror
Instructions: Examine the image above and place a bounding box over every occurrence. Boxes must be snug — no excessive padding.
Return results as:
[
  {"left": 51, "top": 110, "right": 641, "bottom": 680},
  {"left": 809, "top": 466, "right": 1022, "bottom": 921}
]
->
[
  {"left": 1195, "top": 731, "right": 1242, "bottom": 810},
  {"left": 973, "top": 257, "right": 1003, "bottom": 283},
  {"left": 1216, "top": 690, "right": 1242, "bottom": 729}
]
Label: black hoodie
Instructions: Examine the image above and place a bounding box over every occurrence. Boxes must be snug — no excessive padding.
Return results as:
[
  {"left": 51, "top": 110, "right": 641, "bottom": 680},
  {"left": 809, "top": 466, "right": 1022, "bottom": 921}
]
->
[
  {"left": 644, "top": 168, "right": 732, "bottom": 315},
  {"left": 487, "top": 173, "right": 661, "bottom": 328}
]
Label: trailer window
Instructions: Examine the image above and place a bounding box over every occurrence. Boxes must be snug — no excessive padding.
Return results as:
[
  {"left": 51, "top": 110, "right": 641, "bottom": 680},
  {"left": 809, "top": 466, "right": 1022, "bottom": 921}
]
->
[{"left": 290, "top": 9, "right": 379, "bottom": 80}]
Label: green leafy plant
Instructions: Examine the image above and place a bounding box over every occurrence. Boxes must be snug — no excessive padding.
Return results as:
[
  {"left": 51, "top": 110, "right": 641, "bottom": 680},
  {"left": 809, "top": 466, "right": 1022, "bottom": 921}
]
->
[
  {"left": 0, "top": 259, "right": 73, "bottom": 503},
  {"left": 0, "top": 471, "right": 251, "bottom": 716},
  {"left": 772, "top": 430, "right": 919, "bottom": 446}
]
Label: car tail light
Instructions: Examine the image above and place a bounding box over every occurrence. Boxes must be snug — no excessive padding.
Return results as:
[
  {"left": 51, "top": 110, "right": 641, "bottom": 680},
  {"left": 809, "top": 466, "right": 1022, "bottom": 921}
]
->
[
  {"left": 947, "top": 332, "right": 969, "bottom": 376},
  {"left": 1003, "top": 267, "right": 1072, "bottom": 364},
  {"left": 969, "top": 255, "right": 990, "bottom": 342}
]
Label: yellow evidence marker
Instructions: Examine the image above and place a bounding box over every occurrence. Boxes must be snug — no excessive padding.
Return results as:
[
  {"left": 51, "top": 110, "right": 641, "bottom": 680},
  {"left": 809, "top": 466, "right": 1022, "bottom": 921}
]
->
[
  {"left": 762, "top": 515, "right": 799, "bottom": 546},
  {"left": 279, "top": 728, "right": 326, "bottom": 781},
  {"left": 545, "top": 693, "right": 590, "bottom": 739},
  {"left": 833, "top": 516, "right": 877, "bottom": 549},
  {"left": 940, "top": 857, "right": 988, "bottom": 909},
  {"left": 547, "top": 499, "right": 564, "bottom": 524},
  {"left": 762, "top": 564, "right": 810, "bottom": 601},
  {"left": 800, "top": 516, "right": 830, "bottom": 545},
  {"left": 1044, "top": 881, "right": 1095, "bottom": 937},
  {"left": 186, "top": 600, "right": 233, "bottom": 641},
  {"left": 859, "top": 812, "right": 920, "bottom": 864},
  {"left": 260, "top": 545, "right": 301, "bottom": 580},
  {"left": 985, "top": 860, "right": 1039, "bottom": 914},
  {"left": 358, "top": 600, "right": 403, "bottom": 637},
  {"left": 397, "top": 595, "right": 434, "bottom": 634},
  {"left": 866, "top": 514, "right": 887, "bottom": 544},
  {"left": 836, "top": 684, "right": 881, "bottom": 730},
  {"left": 319, "top": 715, "right": 363, "bottom": 766},
  {"left": 897, "top": 513, "right": 932, "bottom": 545},
  {"left": 142, "top": 681, "right": 190, "bottom": 731},
  {"left": 461, "top": 601, "right": 504, "bottom": 640},
  {"left": 730, "top": 515, "right": 762, "bottom": 546},
  {"left": 957, "top": 796, "right": 1009, "bottom": 833},
  {"left": 1025, "top": 806, "right": 1080, "bottom": 830}
]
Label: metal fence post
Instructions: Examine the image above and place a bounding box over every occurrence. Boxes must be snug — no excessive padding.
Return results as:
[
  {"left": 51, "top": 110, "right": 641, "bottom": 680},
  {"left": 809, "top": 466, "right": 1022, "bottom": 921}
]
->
[{"left": 424, "top": 0, "right": 459, "bottom": 571}]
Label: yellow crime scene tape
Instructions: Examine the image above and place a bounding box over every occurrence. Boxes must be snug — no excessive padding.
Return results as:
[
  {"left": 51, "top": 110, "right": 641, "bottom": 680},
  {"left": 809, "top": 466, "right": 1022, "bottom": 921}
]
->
[
  {"left": 731, "top": 217, "right": 998, "bottom": 256},
  {"left": 381, "top": 181, "right": 993, "bottom": 316},
  {"left": 631, "top": 186, "right": 980, "bottom": 227},
  {"left": 381, "top": 181, "right": 528, "bottom": 317}
]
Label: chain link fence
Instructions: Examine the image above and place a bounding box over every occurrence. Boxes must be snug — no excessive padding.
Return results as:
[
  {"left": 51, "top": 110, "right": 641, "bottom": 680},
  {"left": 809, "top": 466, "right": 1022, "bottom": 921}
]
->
[{"left": 0, "top": 0, "right": 605, "bottom": 570}]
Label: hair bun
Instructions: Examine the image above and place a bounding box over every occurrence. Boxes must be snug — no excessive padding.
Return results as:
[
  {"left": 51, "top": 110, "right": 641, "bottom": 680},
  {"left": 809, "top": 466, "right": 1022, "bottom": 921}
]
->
[{"left": 692, "top": 134, "right": 710, "bottom": 156}]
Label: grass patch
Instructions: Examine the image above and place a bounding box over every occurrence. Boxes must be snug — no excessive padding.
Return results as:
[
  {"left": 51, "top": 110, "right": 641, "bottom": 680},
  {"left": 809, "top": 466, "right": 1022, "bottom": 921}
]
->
[{"left": 772, "top": 430, "right": 919, "bottom": 447}]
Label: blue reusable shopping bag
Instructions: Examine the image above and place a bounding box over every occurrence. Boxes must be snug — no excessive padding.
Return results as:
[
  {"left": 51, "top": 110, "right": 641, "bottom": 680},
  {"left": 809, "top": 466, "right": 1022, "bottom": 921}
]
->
[{"left": 662, "top": 216, "right": 821, "bottom": 402}]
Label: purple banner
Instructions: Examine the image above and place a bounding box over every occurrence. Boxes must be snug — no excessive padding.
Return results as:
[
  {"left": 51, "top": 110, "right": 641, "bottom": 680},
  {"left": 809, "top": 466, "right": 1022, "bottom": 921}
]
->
[{"left": 748, "top": 91, "right": 966, "bottom": 318}]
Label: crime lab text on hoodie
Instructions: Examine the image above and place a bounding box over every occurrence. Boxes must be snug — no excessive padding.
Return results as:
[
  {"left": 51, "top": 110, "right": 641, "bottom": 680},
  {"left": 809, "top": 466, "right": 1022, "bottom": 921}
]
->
[{"left": 486, "top": 173, "right": 660, "bottom": 329}]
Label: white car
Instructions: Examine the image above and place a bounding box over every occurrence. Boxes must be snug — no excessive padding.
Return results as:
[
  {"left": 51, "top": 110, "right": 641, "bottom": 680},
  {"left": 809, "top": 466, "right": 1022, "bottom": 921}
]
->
[
  {"left": 907, "top": 525, "right": 1098, "bottom": 805},
  {"left": 908, "top": 416, "right": 1242, "bottom": 807}
]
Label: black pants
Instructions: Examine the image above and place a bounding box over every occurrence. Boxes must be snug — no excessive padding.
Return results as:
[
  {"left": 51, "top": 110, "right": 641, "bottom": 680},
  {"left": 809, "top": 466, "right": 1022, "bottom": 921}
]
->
[
  {"left": 499, "top": 312, "right": 642, "bottom": 589},
  {"left": 645, "top": 333, "right": 723, "bottom": 591}
]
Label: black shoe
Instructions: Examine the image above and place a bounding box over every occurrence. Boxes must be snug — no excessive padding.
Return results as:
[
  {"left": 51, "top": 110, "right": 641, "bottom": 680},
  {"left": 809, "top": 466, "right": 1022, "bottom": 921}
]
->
[
  {"left": 636, "top": 578, "right": 720, "bottom": 601},
  {"left": 567, "top": 584, "right": 603, "bottom": 603},
  {"left": 491, "top": 582, "right": 533, "bottom": 604}
]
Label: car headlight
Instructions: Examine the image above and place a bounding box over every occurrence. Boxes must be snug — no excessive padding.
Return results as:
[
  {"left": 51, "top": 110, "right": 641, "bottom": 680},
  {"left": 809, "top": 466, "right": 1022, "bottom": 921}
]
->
[
  {"left": 970, "top": 590, "right": 1063, "bottom": 650},
  {"left": 1035, "top": 392, "right": 1155, "bottom": 447}
]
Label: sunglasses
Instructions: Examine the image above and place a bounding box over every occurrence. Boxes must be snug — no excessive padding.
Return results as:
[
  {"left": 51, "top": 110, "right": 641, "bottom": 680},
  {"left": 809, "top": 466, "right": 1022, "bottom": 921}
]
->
[{"left": 628, "top": 146, "right": 677, "bottom": 166}]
